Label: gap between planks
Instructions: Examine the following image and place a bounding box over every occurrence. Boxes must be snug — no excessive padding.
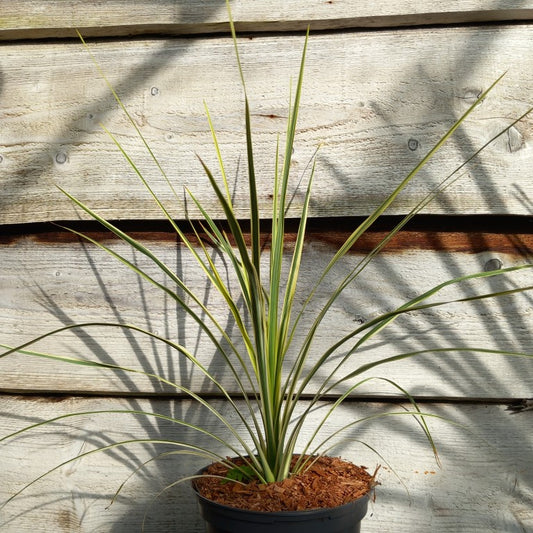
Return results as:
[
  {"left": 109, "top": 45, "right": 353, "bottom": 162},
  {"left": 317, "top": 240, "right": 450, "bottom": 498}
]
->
[{"left": 1, "top": 215, "right": 533, "bottom": 256}]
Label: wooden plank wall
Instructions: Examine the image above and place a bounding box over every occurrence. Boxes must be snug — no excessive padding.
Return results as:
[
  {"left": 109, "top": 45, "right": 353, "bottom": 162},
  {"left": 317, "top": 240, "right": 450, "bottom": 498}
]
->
[{"left": 1, "top": 2, "right": 532, "bottom": 532}]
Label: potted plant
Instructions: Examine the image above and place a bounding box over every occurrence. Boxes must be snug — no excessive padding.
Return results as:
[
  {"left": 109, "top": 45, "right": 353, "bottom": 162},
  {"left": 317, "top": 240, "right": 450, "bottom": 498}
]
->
[{"left": 1, "top": 3, "right": 532, "bottom": 531}]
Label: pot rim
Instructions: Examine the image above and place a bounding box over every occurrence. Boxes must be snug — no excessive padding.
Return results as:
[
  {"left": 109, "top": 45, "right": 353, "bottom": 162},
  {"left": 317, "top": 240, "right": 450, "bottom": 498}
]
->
[{"left": 192, "top": 466, "right": 372, "bottom": 517}]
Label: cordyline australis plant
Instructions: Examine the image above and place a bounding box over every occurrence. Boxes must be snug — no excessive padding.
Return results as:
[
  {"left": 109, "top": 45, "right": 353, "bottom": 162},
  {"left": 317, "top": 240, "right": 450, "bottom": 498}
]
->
[{"left": 1, "top": 2, "right": 533, "bottom": 508}]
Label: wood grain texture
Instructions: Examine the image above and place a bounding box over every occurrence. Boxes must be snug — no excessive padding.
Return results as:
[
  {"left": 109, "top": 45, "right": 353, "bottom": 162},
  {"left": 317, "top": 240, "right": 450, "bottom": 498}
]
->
[
  {"left": 2, "top": 1, "right": 533, "bottom": 39},
  {"left": 1, "top": 231, "right": 531, "bottom": 398},
  {"left": 1, "top": 395, "right": 531, "bottom": 532},
  {"left": 1, "top": 26, "right": 533, "bottom": 224}
]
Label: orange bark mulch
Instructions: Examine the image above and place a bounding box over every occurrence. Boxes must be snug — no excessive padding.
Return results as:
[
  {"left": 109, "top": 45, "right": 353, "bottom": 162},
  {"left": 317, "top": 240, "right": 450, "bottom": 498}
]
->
[{"left": 194, "top": 455, "right": 377, "bottom": 512}]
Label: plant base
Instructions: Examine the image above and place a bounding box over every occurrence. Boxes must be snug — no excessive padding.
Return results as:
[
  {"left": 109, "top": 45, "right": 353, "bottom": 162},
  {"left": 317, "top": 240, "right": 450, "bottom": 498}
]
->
[{"left": 193, "top": 456, "right": 373, "bottom": 533}]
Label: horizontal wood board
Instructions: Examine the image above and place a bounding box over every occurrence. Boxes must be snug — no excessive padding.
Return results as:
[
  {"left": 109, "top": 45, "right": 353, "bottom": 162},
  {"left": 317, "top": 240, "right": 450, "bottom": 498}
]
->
[
  {"left": 1, "top": 26, "right": 533, "bottom": 224},
  {"left": 2, "top": 1, "right": 533, "bottom": 39},
  {"left": 0, "top": 396, "right": 532, "bottom": 532},
  {"left": 1, "top": 230, "right": 531, "bottom": 398}
]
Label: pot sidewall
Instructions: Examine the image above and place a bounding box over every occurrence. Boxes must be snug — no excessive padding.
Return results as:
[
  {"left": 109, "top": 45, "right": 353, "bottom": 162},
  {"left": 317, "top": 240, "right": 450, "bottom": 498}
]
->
[{"left": 192, "top": 466, "right": 370, "bottom": 533}]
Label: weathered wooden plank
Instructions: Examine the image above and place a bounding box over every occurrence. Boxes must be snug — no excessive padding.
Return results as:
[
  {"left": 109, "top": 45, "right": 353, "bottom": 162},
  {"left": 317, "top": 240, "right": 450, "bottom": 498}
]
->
[
  {"left": 2, "top": 1, "right": 533, "bottom": 39},
  {"left": 0, "top": 395, "right": 531, "bottom": 532},
  {"left": 1, "top": 26, "right": 532, "bottom": 225},
  {"left": 1, "top": 230, "right": 531, "bottom": 398}
]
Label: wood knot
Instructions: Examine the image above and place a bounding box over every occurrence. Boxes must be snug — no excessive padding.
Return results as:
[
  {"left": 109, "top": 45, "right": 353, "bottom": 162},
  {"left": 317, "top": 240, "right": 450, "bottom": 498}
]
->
[{"left": 507, "top": 126, "right": 524, "bottom": 153}]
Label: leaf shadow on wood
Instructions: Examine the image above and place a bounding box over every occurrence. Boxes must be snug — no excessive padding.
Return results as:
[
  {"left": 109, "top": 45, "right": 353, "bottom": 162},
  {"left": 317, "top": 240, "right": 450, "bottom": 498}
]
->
[
  {"left": 4, "top": 233, "right": 255, "bottom": 531},
  {"left": 7, "top": 216, "right": 530, "bottom": 531},
  {"left": 0, "top": 2, "right": 240, "bottom": 529},
  {"left": 0, "top": 1, "right": 237, "bottom": 223},
  {"left": 303, "top": 21, "right": 533, "bottom": 527},
  {"left": 311, "top": 24, "right": 533, "bottom": 400}
]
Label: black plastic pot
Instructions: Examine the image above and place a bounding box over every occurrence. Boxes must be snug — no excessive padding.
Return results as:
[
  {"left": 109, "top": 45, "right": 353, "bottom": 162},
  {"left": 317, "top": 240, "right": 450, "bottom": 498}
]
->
[{"left": 193, "top": 484, "right": 369, "bottom": 533}]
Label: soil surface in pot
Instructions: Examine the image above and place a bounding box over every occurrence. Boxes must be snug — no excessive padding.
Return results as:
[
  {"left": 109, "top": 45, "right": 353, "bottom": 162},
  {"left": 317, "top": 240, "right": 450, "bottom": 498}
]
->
[{"left": 194, "top": 455, "right": 375, "bottom": 512}]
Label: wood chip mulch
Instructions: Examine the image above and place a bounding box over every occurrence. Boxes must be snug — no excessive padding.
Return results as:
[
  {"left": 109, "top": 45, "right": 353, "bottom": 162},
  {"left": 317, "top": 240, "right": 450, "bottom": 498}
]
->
[{"left": 194, "top": 455, "right": 377, "bottom": 512}]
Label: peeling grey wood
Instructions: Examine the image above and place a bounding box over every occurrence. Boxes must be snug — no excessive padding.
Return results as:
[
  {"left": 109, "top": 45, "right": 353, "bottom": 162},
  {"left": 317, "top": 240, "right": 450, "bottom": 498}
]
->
[
  {"left": 1, "top": 26, "right": 533, "bottom": 224},
  {"left": 2, "top": 1, "right": 533, "bottom": 39},
  {"left": 0, "top": 396, "right": 531, "bottom": 532},
  {"left": 1, "top": 234, "right": 531, "bottom": 398}
]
